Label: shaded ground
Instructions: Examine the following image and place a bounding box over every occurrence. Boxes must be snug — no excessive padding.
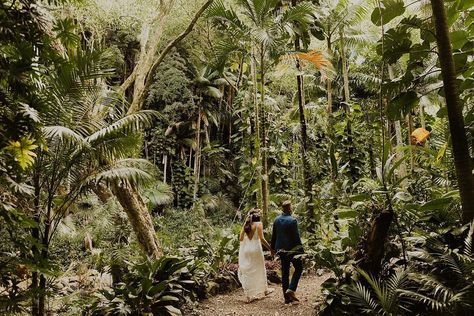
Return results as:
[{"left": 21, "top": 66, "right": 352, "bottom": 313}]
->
[{"left": 193, "top": 273, "right": 330, "bottom": 316}]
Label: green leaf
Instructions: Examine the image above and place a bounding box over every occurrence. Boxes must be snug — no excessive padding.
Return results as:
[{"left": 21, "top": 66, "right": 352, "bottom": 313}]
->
[
  {"left": 447, "top": 2, "right": 460, "bottom": 26},
  {"left": 459, "top": 0, "right": 474, "bottom": 10},
  {"left": 205, "top": 86, "right": 223, "bottom": 98},
  {"left": 164, "top": 305, "right": 182, "bottom": 315},
  {"left": 371, "top": 0, "right": 405, "bottom": 26},
  {"left": 387, "top": 91, "right": 419, "bottom": 120},
  {"left": 378, "top": 26, "right": 412, "bottom": 64},
  {"left": 420, "top": 197, "right": 453, "bottom": 211},
  {"left": 159, "top": 295, "right": 180, "bottom": 302},
  {"left": 337, "top": 209, "right": 358, "bottom": 219},
  {"left": 350, "top": 194, "right": 370, "bottom": 202},
  {"left": 450, "top": 30, "right": 468, "bottom": 50},
  {"left": 5, "top": 138, "right": 38, "bottom": 169}
]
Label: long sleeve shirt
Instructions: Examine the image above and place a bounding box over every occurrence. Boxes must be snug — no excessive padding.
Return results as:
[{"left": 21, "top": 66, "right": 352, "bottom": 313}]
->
[{"left": 271, "top": 214, "right": 303, "bottom": 254}]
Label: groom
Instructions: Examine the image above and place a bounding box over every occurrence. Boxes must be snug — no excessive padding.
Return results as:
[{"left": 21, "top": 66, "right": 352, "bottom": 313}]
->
[{"left": 271, "top": 200, "right": 304, "bottom": 304}]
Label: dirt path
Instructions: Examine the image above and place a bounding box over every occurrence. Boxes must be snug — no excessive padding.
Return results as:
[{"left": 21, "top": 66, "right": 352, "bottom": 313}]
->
[{"left": 193, "top": 273, "right": 329, "bottom": 316}]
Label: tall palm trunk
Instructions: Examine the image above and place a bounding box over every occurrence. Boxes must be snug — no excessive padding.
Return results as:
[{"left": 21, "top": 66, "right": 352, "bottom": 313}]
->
[
  {"left": 431, "top": 0, "right": 474, "bottom": 223},
  {"left": 339, "top": 26, "right": 357, "bottom": 182},
  {"left": 326, "top": 33, "right": 333, "bottom": 114},
  {"left": 340, "top": 27, "right": 350, "bottom": 103},
  {"left": 291, "top": 2, "right": 314, "bottom": 230},
  {"left": 388, "top": 66, "right": 407, "bottom": 179},
  {"left": 163, "top": 154, "right": 168, "bottom": 183},
  {"left": 394, "top": 120, "right": 407, "bottom": 178},
  {"left": 193, "top": 104, "right": 202, "bottom": 204},
  {"left": 260, "top": 44, "right": 269, "bottom": 226},
  {"left": 251, "top": 48, "right": 263, "bottom": 211},
  {"left": 31, "top": 172, "right": 41, "bottom": 316},
  {"left": 406, "top": 113, "right": 414, "bottom": 171}
]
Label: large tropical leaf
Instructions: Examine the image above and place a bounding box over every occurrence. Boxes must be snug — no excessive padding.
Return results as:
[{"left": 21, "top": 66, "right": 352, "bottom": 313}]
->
[
  {"left": 86, "top": 110, "right": 160, "bottom": 144},
  {"left": 94, "top": 159, "right": 158, "bottom": 186},
  {"left": 4, "top": 138, "right": 38, "bottom": 169}
]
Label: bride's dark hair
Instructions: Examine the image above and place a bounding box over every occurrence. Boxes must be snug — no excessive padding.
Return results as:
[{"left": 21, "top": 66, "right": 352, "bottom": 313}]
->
[{"left": 244, "top": 209, "right": 261, "bottom": 236}]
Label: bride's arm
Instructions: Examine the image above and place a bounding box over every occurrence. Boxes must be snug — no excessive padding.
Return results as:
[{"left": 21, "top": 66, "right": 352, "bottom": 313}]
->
[
  {"left": 239, "top": 227, "right": 245, "bottom": 241},
  {"left": 257, "top": 223, "right": 273, "bottom": 253}
]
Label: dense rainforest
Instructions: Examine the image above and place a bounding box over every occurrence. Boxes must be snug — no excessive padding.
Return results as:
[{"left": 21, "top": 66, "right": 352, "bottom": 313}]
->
[{"left": 1, "top": 0, "right": 474, "bottom": 315}]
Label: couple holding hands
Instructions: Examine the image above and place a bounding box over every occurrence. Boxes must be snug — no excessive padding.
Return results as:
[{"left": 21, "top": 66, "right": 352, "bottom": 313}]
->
[{"left": 238, "top": 200, "right": 304, "bottom": 304}]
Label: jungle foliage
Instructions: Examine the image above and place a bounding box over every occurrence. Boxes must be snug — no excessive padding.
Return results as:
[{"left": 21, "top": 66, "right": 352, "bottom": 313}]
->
[{"left": 1, "top": 0, "right": 474, "bottom": 315}]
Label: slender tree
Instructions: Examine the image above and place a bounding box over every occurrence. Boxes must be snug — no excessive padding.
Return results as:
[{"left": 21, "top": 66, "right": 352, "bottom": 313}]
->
[
  {"left": 207, "top": 0, "right": 313, "bottom": 224},
  {"left": 430, "top": 0, "right": 474, "bottom": 224},
  {"left": 291, "top": 0, "right": 314, "bottom": 232}
]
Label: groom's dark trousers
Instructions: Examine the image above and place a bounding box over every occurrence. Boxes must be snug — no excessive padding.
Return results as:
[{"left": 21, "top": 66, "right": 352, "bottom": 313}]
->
[
  {"left": 280, "top": 252, "right": 303, "bottom": 293},
  {"left": 271, "top": 214, "right": 304, "bottom": 295}
]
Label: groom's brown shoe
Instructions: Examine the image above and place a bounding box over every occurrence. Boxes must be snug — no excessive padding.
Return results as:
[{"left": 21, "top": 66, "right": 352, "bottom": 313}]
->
[{"left": 285, "top": 289, "right": 300, "bottom": 304}]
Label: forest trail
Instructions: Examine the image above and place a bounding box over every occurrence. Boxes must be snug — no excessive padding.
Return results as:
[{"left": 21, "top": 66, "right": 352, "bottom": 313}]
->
[{"left": 194, "top": 273, "right": 330, "bottom": 316}]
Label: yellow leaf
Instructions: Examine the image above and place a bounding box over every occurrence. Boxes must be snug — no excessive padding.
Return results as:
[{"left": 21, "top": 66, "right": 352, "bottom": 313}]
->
[
  {"left": 5, "top": 137, "right": 38, "bottom": 169},
  {"left": 230, "top": 62, "right": 239, "bottom": 72}
]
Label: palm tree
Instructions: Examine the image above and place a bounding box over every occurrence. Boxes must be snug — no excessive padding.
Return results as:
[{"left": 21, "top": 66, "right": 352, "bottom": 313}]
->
[
  {"left": 192, "top": 66, "right": 225, "bottom": 205},
  {"left": 314, "top": 0, "right": 372, "bottom": 113},
  {"left": 207, "top": 0, "right": 313, "bottom": 224},
  {"left": 430, "top": 0, "right": 474, "bottom": 224},
  {"left": 25, "top": 48, "right": 160, "bottom": 315}
]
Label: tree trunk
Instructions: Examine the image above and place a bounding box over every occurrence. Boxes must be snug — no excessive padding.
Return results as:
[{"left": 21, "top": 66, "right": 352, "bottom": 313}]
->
[
  {"left": 126, "top": 0, "right": 214, "bottom": 113},
  {"left": 109, "top": 0, "right": 218, "bottom": 258},
  {"left": 93, "top": 183, "right": 112, "bottom": 203},
  {"left": 31, "top": 173, "right": 40, "bottom": 316},
  {"left": 251, "top": 48, "right": 263, "bottom": 211},
  {"left": 388, "top": 66, "right": 407, "bottom": 180},
  {"left": 291, "top": 7, "right": 314, "bottom": 231},
  {"left": 340, "top": 27, "right": 350, "bottom": 103},
  {"left": 193, "top": 105, "right": 202, "bottom": 204},
  {"left": 326, "top": 34, "right": 333, "bottom": 114},
  {"left": 406, "top": 113, "right": 414, "bottom": 172},
  {"left": 419, "top": 103, "right": 426, "bottom": 129},
  {"left": 431, "top": 0, "right": 474, "bottom": 224},
  {"left": 113, "top": 184, "right": 162, "bottom": 258},
  {"left": 358, "top": 207, "right": 394, "bottom": 275},
  {"left": 394, "top": 120, "right": 407, "bottom": 179},
  {"left": 260, "top": 45, "right": 269, "bottom": 226},
  {"left": 339, "top": 26, "right": 357, "bottom": 182},
  {"left": 163, "top": 154, "right": 168, "bottom": 183}
]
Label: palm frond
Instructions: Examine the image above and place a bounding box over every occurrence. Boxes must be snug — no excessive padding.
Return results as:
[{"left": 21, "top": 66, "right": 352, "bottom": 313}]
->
[
  {"left": 345, "top": 281, "right": 381, "bottom": 314},
  {"left": 281, "top": 49, "right": 332, "bottom": 74},
  {"left": 142, "top": 182, "right": 174, "bottom": 207},
  {"left": 86, "top": 110, "right": 160, "bottom": 144},
  {"left": 342, "top": 33, "right": 376, "bottom": 48},
  {"left": 93, "top": 133, "right": 142, "bottom": 162},
  {"left": 357, "top": 268, "right": 386, "bottom": 310},
  {"left": 43, "top": 126, "right": 89, "bottom": 148},
  {"left": 278, "top": 3, "right": 314, "bottom": 25},
  {"left": 207, "top": 0, "right": 247, "bottom": 31},
  {"left": 464, "top": 220, "right": 474, "bottom": 256},
  {"left": 94, "top": 159, "right": 158, "bottom": 187},
  {"left": 399, "top": 289, "right": 448, "bottom": 312}
]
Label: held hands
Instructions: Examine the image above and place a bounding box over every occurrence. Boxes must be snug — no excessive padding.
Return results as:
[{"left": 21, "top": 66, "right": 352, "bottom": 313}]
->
[{"left": 270, "top": 248, "right": 276, "bottom": 258}]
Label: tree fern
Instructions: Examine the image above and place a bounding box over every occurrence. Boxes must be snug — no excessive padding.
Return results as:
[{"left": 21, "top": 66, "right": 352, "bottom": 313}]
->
[{"left": 344, "top": 268, "right": 412, "bottom": 315}]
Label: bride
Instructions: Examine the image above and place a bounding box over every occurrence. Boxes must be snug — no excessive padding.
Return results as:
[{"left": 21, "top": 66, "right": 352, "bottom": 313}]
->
[{"left": 238, "top": 209, "right": 274, "bottom": 302}]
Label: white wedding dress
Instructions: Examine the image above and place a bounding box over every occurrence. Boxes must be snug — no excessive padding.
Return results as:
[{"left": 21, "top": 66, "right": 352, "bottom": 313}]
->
[{"left": 238, "top": 223, "right": 268, "bottom": 299}]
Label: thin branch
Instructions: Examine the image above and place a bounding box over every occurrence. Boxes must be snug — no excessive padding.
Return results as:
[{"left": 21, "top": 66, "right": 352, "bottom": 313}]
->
[{"left": 143, "top": 0, "right": 215, "bottom": 96}]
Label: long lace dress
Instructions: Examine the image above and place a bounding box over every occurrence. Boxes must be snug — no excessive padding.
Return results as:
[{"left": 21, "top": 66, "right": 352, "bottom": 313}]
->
[{"left": 238, "top": 222, "right": 268, "bottom": 299}]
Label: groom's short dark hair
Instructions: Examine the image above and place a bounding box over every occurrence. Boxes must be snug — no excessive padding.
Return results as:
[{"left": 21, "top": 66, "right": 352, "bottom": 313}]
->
[{"left": 282, "top": 200, "right": 291, "bottom": 213}]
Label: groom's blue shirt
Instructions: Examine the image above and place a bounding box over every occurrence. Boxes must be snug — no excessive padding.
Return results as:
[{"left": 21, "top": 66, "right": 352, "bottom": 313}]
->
[{"left": 271, "top": 214, "right": 303, "bottom": 254}]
